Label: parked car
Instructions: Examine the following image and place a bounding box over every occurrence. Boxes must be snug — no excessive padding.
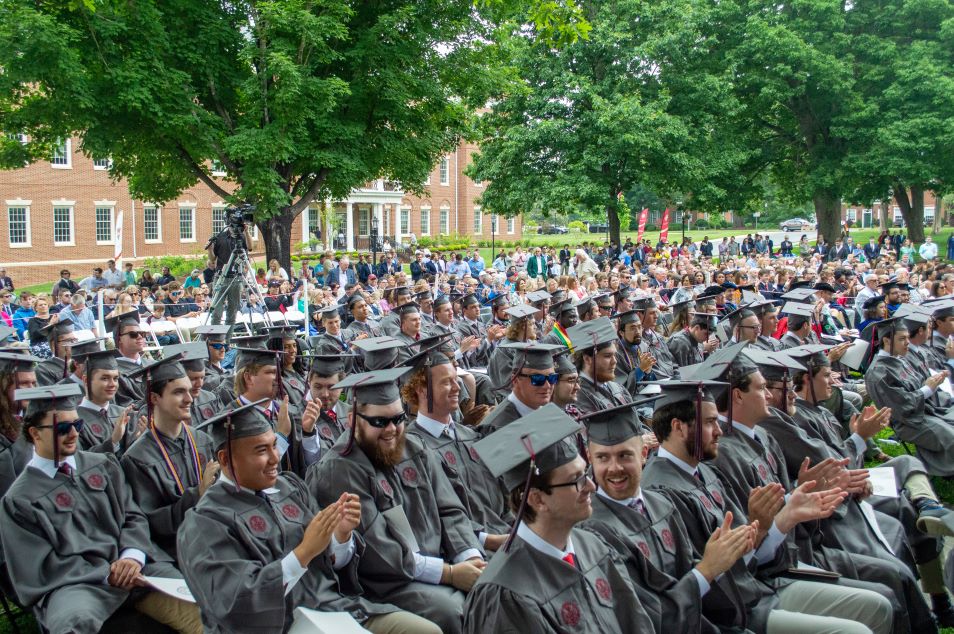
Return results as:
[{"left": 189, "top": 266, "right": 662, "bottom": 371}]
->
[
  {"left": 538, "top": 225, "right": 569, "bottom": 234},
  {"left": 588, "top": 223, "right": 609, "bottom": 234},
  {"left": 779, "top": 218, "right": 814, "bottom": 231}
]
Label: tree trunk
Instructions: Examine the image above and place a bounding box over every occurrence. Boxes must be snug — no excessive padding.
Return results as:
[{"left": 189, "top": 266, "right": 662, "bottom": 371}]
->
[
  {"left": 606, "top": 197, "right": 621, "bottom": 248},
  {"left": 813, "top": 189, "right": 841, "bottom": 245},
  {"left": 878, "top": 200, "right": 890, "bottom": 229},
  {"left": 933, "top": 195, "right": 943, "bottom": 235},
  {"left": 893, "top": 184, "right": 925, "bottom": 243},
  {"left": 259, "top": 208, "right": 296, "bottom": 273}
]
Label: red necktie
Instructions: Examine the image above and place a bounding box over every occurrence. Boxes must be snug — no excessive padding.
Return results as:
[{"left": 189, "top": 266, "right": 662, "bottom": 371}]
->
[
  {"left": 57, "top": 463, "right": 73, "bottom": 477},
  {"left": 325, "top": 409, "right": 337, "bottom": 423},
  {"left": 562, "top": 553, "right": 576, "bottom": 567}
]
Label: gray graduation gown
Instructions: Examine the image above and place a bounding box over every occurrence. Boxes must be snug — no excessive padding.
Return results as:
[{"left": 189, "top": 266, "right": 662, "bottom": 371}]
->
[
  {"left": 307, "top": 432, "right": 481, "bottom": 633},
  {"left": 76, "top": 402, "right": 138, "bottom": 456},
  {"left": 190, "top": 388, "right": 221, "bottom": 427},
  {"left": 35, "top": 357, "right": 68, "bottom": 387},
  {"left": 344, "top": 319, "right": 382, "bottom": 341},
  {"left": 201, "top": 360, "right": 231, "bottom": 393},
  {"left": 865, "top": 353, "right": 954, "bottom": 476},
  {"left": 486, "top": 343, "right": 517, "bottom": 403},
  {"left": 0, "top": 434, "right": 30, "bottom": 497},
  {"left": 315, "top": 401, "right": 351, "bottom": 455},
  {"left": 667, "top": 329, "right": 704, "bottom": 368},
  {"left": 462, "top": 527, "right": 656, "bottom": 634},
  {"left": 120, "top": 426, "right": 215, "bottom": 561},
  {"left": 752, "top": 335, "right": 784, "bottom": 352},
  {"left": 474, "top": 399, "right": 523, "bottom": 437},
  {"left": 640, "top": 329, "right": 675, "bottom": 378},
  {"left": 177, "top": 473, "right": 399, "bottom": 633},
  {"left": 455, "top": 317, "right": 494, "bottom": 367},
  {"left": 115, "top": 357, "right": 145, "bottom": 407},
  {"left": 406, "top": 419, "right": 513, "bottom": 537},
  {"left": 0, "top": 451, "right": 179, "bottom": 634},
  {"left": 613, "top": 337, "right": 636, "bottom": 381}
]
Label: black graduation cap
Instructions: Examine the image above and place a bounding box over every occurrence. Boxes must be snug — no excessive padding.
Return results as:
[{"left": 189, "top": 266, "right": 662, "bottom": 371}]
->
[
  {"left": 487, "top": 294, "right": 510, "bottom": 309},
  {"left": 104, "top": 312, "right": 140, "bottom": 336},
  {"left": 631, "top": 296, "right": 656, "bottom": 312},
  {"left": 0, "top": 350, "right": 41, "bottom": 373},
  {"left": 689, "top": 312, "right": 718, "bottom": 330},
  {"left": 472, "top": 403, "right": 583, "bottom": 550},
  {"left": 593, "top": 292, "right": 614, "bottom": 309},
  {"left": 195, "top": 398, "right": 272, "bottom": 490},
  {"left": 579, "top": 395, "right": 663, "bottom": 446},
  {"left": 928, "top": 299, "right": 954, "bottom": 319},
  {"left": 526, "top": 290, "right": 552, "bottom": 306},
  {"left": 781, "top": 287, "right": 817, "bottom": 302},
  {"left": 614, "top": 309, "right": 642, "bottom": 327},
  {"left": 550, "top": 289, "right": 567, "bottom": 304},
  {"left": 783, "top": 344, "right": 834, "bottom": 404},
  {"left": 743, "top": 348, "right": 806, "bottom": 382},
  {"left": 720, "top": 304, "right": 757, "bottom": 328},
  {"left": 65, "top": 337, "right": 108, "bottom": 359},
  {"left": 163, "top": 342, "right": 209, "bottom": 373},
  {"left": 391, "top": 285, "right": 413, "bottom": 298},
  {"left": 500, "top": 341, "right": 562, "bottom": 372},
  {"left": 16, "top": 383, "right": 85, "bottom": 467},
  {"left": 350, "top": 336, "right": 405, "bottom": 371},
  {"left": 879, "top": 280, "right": 908, "bottom": 294},
  {"left": 566, "top": 318, "right": 617, "bottom": 352},
  {"left": 553, "top": 349, "right": 576, "bottom": 375},
  {"left": 413, "top": 331, "right": 455, "bottom": 350},
  {"left": 414, "top": 290, "right": 434, "bottom": 304},
  {"left": 195, "top": 324, "right": 230, "bottom": 341},
  {"left": 648, "top": 379, "right": 727, "bottom": 461},
  {"left": 394, "top": 301, "right": 421, "bottom": 317},
  {"left": 721, "top": 281, "right": 738, "bottom": 291},
  {"left": 347, "top": 292, "right": 369, "bottom": 310},
  {"left": 788, "top": 279, "right": 813, "bottom": 291},
  {"left": 317, "top": 305, "right": 342, "bottom": 321},
  {"left": 261, "top": 324, "right": 299, "bottom": 341},
  {"left": 697, "top": 285, "right": 725, "bottom": 300},
  {"left": 39, "top": 319, "right": 75, "bottom": 340},
  {"left": 304, "top": 351, "right": 358, "bottom": 377},
  {"left": 861, "top": 295, "right": 885, "bottom": 310},
  {"left": 859, "top": 316, "right": 908, "bottom": 350},
  {"left": 505, "top": 304, "right": 538, "bottom": 322},
  {"left": 814, "top": 282, "right": 836, "bottom": 293},
  {"left": 333, "top": 367, "right": 413, "bottom": 455}
]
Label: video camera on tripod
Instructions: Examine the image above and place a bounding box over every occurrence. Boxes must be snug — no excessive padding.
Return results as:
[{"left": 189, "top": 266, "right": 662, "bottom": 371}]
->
[{"left": 226, "top": 203, "right": 256, "bottom": 235}]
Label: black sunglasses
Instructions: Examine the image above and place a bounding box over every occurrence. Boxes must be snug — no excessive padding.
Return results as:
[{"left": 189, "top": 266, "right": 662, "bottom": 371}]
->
[
  {"left": 519, "top": 372, "right": 559, "bottom": 387},
  {"left": 208, "top": 342, "right": 227, "bottom": 350},
  {"left": 361, "top": 412, "right": 408, "bottom": 429},
  {"left": 36, "top": 419, "right": 85, "bottom": 435},
  {"left": 124, "top": 331, "right": 147, "bottom": 339}
]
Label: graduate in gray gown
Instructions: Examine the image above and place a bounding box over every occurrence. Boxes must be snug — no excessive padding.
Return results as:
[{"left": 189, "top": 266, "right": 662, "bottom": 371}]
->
[
  {"left": 454, "top": 292, "right": 503, "bottom": 367},
  {"left": 307, "top": 368, "right": 485, "bottom": 634},
  {"left": 121, "top": 354, "right": 217, "bottom": 562},
  {"left": 379, "top": 286, "right": 414, "bottom": 336},
  {"left": 308, "top": 305, "right": 353, "bottom": 356},
  {"left": 463, "top": 404, "right": 658, "bottom": 634},
  {"left": 178, "top": 400, "right": 440, "bottom": 634},
  {"left": 476, "top": 342, "right": 562, "bottom": 437},
  {"left": 667, "top": 311, "right": 714, "bottom": 368},
  {"left": 641, "top": 380, "right": 894, "bottom": 634},
  {"left": 302, "top": 351, "right": 355, "bottom": 454},
  {"left": 0, "top": 351, "right": 39, "bottom": 495},
  {"left": 263, "top": 325, "right": 309, "bottom": 424},
  {"left": 210, "top": 332, "right": 269, "bottom": 406},
  {"left": 74, "top": 348, "right": 141, "bottom": 455},
  {"left": 34, "top": 320, "right": 77, "bottom": 387},
  {"left": 613, "top": 307, "right": 658, "bottom": 388},
  {"left": 0, "top": 384, "right": 202, "bottom": 634},
  {"left": 403, "top": 347, "right": 513, "bottom": 548},
  {"left": 486, "top": 304, "right": 539, "bottom": 402},
  {"left": 752, "top": 302, "right": 785, "bottom": 352},
  {"left": 640, "top": 303, "right": 677, "bottom": 379},
  {"left": 863, "top": 316, "right": 954, "bottom": 476},
  {"left": 568, "top": 318, "right": 647, "bottom": 419},
  {"left": 538, "top": 296, "right": 579, "bottom": 348},
  {"left": 105, "top": 311, "right": 149, "bottom": 407},
  {"left": 343, "top": 292, "right": 383, "bottom": 340},
  {"left": 579, "top": 401, "right": 754, "bottom": 633},
  {"left": 194, "top": 324, "right": 232, "bottom": 394}
]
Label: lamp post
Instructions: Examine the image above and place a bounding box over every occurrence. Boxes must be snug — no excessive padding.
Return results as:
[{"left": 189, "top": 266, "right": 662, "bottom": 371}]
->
[
  {"left": 491, "top": 214, "right": 496, "bottom": 264},
  {"left": 678, "top": 199, "right": 685, "bottom": 245},
  {"left": 370, "top": 214, "right": 379, "bottom": 271}
]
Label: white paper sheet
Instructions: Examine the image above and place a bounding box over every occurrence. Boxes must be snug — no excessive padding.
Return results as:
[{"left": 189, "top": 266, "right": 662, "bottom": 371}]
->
[
  {"left": 858, "top": 500, "right": 895, "bottom": 554},
  {"left": 867, "top": 467, "right": 898, "bottom": 498},
  {"left": 838, "top": 339, "right": 870, "bottom": 371},
  {"left": 288, "top": 608, "right": 367, "bottom": 634},
  {"left": 142, "top": 576, "right": 196, "bottom": 603}
]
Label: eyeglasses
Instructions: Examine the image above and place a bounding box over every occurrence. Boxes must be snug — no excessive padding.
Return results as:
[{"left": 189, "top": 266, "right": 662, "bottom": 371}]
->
[
  {"left": 738, "top": 324, "right": 761, "bottom": 331},
  {"left": 124, "top": 331, "right": 147, "bottom": 339},
  {"left": 519, "top": 372, "right": 559, "bottom": 386},
  {"left": 361, "top": 412, "right": 408, "bottom": 429},
  {"left": 208, "top": 342, "right": 227, "bottom": 350},
  {"left": 36, "top": 419, "right": 85, "bottom": 435},
  {"left": 559, "top": 376, "right": 580, "bottom": 385},
  {"left": 549, "top": 467, "right": 593, "bottom": 493}
]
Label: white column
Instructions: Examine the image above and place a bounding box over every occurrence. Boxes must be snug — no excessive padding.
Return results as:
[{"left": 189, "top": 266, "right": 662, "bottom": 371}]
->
[
  {"left": 324, "top": 202, "right": 333, "bottom": 252},
  {"left": 394, "top": 204, "right": 402, "bottom": 244},
  {"left": 345, "top": 202, "right": 355, "bottom": 251},
  {"left": 374, "top": 203, "right": 383, "bottom": 237}
]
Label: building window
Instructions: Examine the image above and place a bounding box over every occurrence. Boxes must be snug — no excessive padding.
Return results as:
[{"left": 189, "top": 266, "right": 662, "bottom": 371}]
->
[
  {"left": 440, "top": 207, "right": 449, "bottom": 235},
  {"left": 53, "top": 205, "right": 74, "bottom": 245},
  {"left": 211, "top": 160, "right": 227, "bottom": 176},
  {"left": 93, "top": 158, "right": 111, "bottom": 170},
  {"left": 507, "top": 217, "right": 515, "bottom": 234},
  {"left": 95, "top": 205, "right": 114, "bottom": 243},
  {"left": 893, "top": 206, "right": 901, "bottom": 222},
  {"left": 307, "top": 207, "right": 321, "bottom": 240},
  {"left": 421, "top": 207, "right": 431, "bottom": 236},
  {"left": 212, "top": 206, "right": 226, "bottom": 235},
  {"left": 51, "top": 139, "right": 71, "bottom": 168},
  {"left": 144, "top": 205, "right": 162, "bottom": 243},
  {"left": 925, "top": 206, "right": 936, "bottom": 221},
  {"left": 491, "top": 214, "right": 498, "bottom": 234},
  {"left": 359, "top": 207, "right": 370, "bottom": 236},
  {"left": 179, "top": 206, "right": 196, "bottom": 242},
  {"left": 400, "top": 208, "right": 411, "bottom": 234},
  {"left": 439, "top": 157, "right": 450, "bottom": 185},
  {"left": 473, "top": 206, "right": 482, "bottom": 234},
  {"left": 846, "top": 208, "right": 857, "bottom": 222},
  {"left": 6, "top": 203, "right": 30, "bottom": 247}
]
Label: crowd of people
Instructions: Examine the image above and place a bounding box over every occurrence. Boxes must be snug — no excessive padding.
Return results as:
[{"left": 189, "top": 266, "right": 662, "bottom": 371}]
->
[{"left": 2, "top": 225, "right": 954, "bottom": 633}]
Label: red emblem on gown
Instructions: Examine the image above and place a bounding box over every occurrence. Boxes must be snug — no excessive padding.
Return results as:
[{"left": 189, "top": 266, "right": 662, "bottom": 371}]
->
[
  {"left": 595, "top": 578, "right": 612, "bottom": 600},
  {"left": 561, "top": 601, "right": 581, "bottom": 627},
  {"left": 86, "top": 474, "right": 105, "bottom": 489},
  {"left": 661, "top": 528, "right": 674, "bottom": 549},
  {"left": 444, "top": 451, "right": 457, "bottom": 466},
  {"left": 636, "top": 540, "right": 651, "bottom": 558},
  {"left": 248, "top": 515, "right": 267, "bottom": 534},
  {"left": 379, "top": 479, "right": 393, "bottom": 497},
  {"left": 710, "top": 489, "right": 724, "bottom": 507},
  {"left": 468, "top": 446, "right": 480, "bottom": 462},
  {"left": 402, "top": 467, "right": 418, "bottom": 483},
  {"left": 90, "top": 423, "right": 104, "bottom": 435},
  {"left": 699, "top": 494, "right": 713, "bottom": 510},
  {"left": 282, "top": 504, "right": 301, "bottom": 520},
  {"left": 757, "top": 463, "right": 769, "bottom": 481},
  {"left": 54, "top": 492, "right": 73, "bottom": 509}
]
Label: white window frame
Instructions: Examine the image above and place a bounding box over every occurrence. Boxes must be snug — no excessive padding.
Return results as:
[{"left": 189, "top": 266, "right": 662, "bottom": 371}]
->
[
  {"left": 440, "top": 206, "right": 450, "bottom": 235},
  {"left": 424, "top": 173, "right": 431, "bottom": 186},
  {"left": 507, "top": 217, "right": 515, "bottom": 234},
  {"left": 400, "top": 207, "right": 411, "bottom": 235},
  {"left": 305, "top": 206, "right": 322, "bottom": 242},
  {"left": 51, "top": 139, "right": 71, "bottom": 169},
  {"left": 178, "top": 204, "right": 197, "bottom": 243},
  {"left": 5, "top": 199, "right": 32, "bottom": 248},
  {"left": 92, "top": 157, "right": 112, "bottom": 170},
  {"left": 925, "top": 206, "right": 936, "bottom": 221},
  {"left": 893, "top": 206, "right": 902, "bottom": 222},
  {"left": 421, "top": 207, "right": 431, "bottom": 236},
  {"left": 358, "top": 207, "right": 370, "bottom": 236},
  {"left": 51, "top": 200, "right": 76, "bottom": 246},
  {"left": 491, "top": 214, "right": 498, "bottom": 234},
  {"left": 473, "top": 206, "right": 482, "bottom": 234},
  {"left": 143, "top": 204, "right": 162, "bottom": 243},
  {"left": 439, "top": 157, "right": 450, "bottom": 186},
  {"left": 250, "top": 223, "right": 258, "bottom": 241},
  {"left": 210, "top": 160, "right": 227, "bottom": 177},
  {"left": 94, "top": 201, "right": 116, "bottom": 245},
  {"left": 846, "top": 208, "right": 857, "bottom": 222},
  {"left": 211, "top": 204, "right": 227, "bottom": 236}
]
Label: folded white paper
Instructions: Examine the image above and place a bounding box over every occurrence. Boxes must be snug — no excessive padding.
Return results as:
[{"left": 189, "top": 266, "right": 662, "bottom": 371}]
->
[
  {"left": 142, "top": 576, "right": 196, "bottom": 603},
  {"left": 867, "top": 467, "right": 899, "bottom": 498},
  {"left": 288, "top": 608, "right": 366, "bottom": 634}
]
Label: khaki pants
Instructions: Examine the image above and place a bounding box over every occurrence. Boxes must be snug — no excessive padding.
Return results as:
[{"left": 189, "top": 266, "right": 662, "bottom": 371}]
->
[
  {"left": 364, "top": 611, "right": 442, "bottom": 634},
  {"left": 767, "top": 580, "right": 893, "bottom": 634},
  {"left": 136, "top": 592, "right": 203, "bottom": 634}
]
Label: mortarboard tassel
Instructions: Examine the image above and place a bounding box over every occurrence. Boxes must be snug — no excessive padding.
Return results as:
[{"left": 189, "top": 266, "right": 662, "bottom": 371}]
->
[
  {"left": 694, "top": 383, "right": 705, "bottom": 462},
  {"left": 226, "top": 413, "right": 241, "bottom": 493},
  {"left": 342, "top": 376, "right": 373, "bottom": 456},
  {"left": 504, "top": 435, "right": 538, "bottom": 553}
]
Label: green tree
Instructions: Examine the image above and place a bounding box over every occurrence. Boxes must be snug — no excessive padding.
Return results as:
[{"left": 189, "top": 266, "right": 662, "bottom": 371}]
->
[
  {"left": 468, "top": 0, "right": 750, "bottom": 247},
  {"left": 0, "top": 0, "right": 579, "bottom": 269}
]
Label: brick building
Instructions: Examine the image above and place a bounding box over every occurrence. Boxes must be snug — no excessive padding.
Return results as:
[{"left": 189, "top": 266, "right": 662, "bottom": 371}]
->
[{"left": 0, "top": 137, "right": 521, "bottom": 285}]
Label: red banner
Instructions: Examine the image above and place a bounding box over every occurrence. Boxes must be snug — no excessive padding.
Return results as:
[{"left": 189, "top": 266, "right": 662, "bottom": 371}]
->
[
  {"left": 636, "top": 208, "right": 649, "bottom": 242},
  {"left": 659, "top": 208, "right": 671, "bottom": 243}
]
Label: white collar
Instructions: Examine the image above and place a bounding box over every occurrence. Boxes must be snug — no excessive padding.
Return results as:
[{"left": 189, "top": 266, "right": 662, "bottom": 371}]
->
[
  {"left": 717, "top": 414, "right": 758, "bottom": 440},
  {"left": 516, "top": 522, "right": 575, "bottom": 560},
  {"left": 506, "top": 392, "right": 537, "bottom": 416},
  {"left": 117, "top": 356, "right": 142, "bottom": 365},
  {"left": 656, "top": 446, "right": 699, "bottom": 478},
  {"left": 218, "top": 472, "right": 279, "bottom": 496},
  {"left": 239, "top": 395, "right": 277, "bottom": 413},
  {"left": 79, "top": 398, "right": 110, "bottom": 413},
  {"left": 28, "top": 450, "right": 77, "bottom": 479},
  {"left": 415, "top": 413, "right": 455, "bottom": 439},
  {"left": 596, "top": 487, "right": 645, "bottom": 509}
]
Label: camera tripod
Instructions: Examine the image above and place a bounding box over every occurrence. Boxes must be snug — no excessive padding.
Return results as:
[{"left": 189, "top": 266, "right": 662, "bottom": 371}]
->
[{"left": 208, "top": 243, "right": 272, "bottom": 334}]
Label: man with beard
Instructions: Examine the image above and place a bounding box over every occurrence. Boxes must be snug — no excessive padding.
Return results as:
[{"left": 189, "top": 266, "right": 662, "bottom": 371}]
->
[
  {"left": 74, "top": 348, "right": 140, "bottom": 455},
  {"left": 105, "top": 312, "right": 150, "bottom": 407},
  {"left": 1, "top": 384, "right": 203, "bottom": 634},
  {"left": 580, "top": 401, "right": 755, "bottom": 633},
  {"left": 195, "top": 325, "right": 231, "bottom": 393},
  {"left": 303, "top": 351, "right": 354, "bottom": 454},
  {"left": 640, "top": 300, "right": 677, "bottom": 379},
  {"left": 454, "top": 292, "right": 505, "bottom": 367},
  {"left": 462, "top": 404, "right": 657, "bottom": 633},
  {"left": 403, "top": 348, "right": 513, "bottom": 553},
  {"left": 307, "top": 368, "right": 486, "bottom": 634},
  {"left": 0, "top": 351, "right": 38, "bottom": 496},
  {"left": 476, "top": 342, "right": 560, "bottom": 436},
  {"left": 343, "top": 292, "right": 382, "bottom": 340},
  {"left": 570, "top": 318, "right": 636, "bottom": 414},
  {"left": 667, "top": 312, "right": 716, "bottom": 367},
  {"left": 34, "top": 320, "right": 78, "bottom": 386},
  {"left": 614, "top": 309, "right": 657, "bottom": 385},
  {"left": 179, "top": 401, "right": 439, "bottom": 634},
  {"left": 641, "top": 381, "right": 894, "bottom": 634},
  {"left": 121, "top": 354, "right": 218, "bottom": 563}
]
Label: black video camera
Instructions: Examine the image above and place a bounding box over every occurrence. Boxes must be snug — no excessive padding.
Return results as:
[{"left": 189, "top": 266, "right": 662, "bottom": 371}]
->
[{"left": 227, "top": 203, "right": 256, "bottom": 232}]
